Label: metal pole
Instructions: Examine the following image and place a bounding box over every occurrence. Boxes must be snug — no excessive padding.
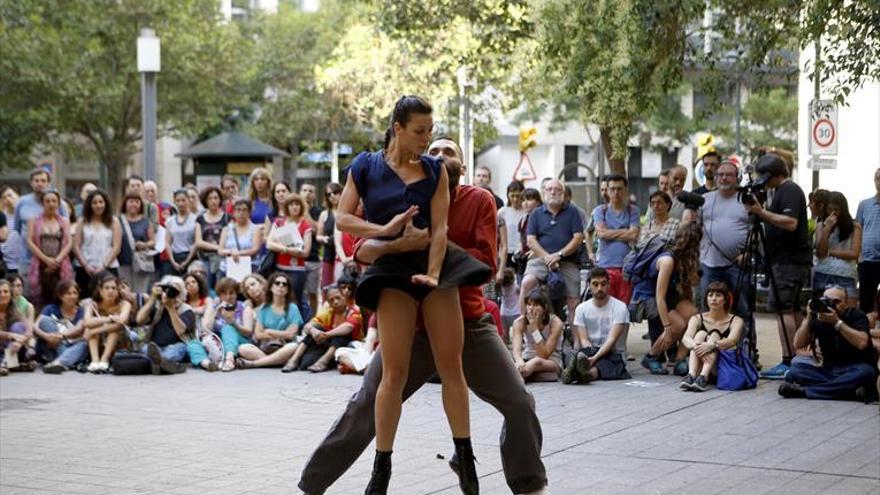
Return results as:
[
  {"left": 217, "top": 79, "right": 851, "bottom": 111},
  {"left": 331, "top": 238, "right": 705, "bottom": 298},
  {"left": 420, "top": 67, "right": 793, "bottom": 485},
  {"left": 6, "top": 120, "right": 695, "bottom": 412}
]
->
[
  {"left": 734, "top": 79, "right": 742, "bottom": 156},
  {"left": 142, "top": 71, "right": 157, "bottom": 181},
  {"left": 811, "top": 36, "right": 821, "bottom": 190},
  {"left": 457, "top": 66, "right": 472, "bottom": 184}
]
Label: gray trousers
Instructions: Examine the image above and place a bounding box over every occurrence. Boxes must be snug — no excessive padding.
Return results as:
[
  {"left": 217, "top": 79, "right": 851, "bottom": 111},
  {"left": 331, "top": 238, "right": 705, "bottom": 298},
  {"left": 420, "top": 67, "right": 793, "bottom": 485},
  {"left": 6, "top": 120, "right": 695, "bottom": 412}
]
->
[{"left": 298, "top": 314, "right": 547, "bottom": 494}]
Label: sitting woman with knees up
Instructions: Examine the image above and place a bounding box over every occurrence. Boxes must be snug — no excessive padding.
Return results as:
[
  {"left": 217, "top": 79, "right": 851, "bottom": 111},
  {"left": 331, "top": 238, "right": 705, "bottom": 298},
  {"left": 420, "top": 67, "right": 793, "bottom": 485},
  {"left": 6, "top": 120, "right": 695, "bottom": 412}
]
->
[
  {"left": 198, "top": 277, "right": 254, "bottom": 372},
  {"left": 0, "top": 279, "right": 33, "bottom": 374},
  {"left": 680, "top": 281, "right": 745, "bottom": 391},
  {"left": 236, "top": 272, "right": 303, "bottom": 369},
  {"left": 511, "top": 288, "right": 564, "bottom": 382},
  {"left": 84, "top": 271, "right": 132, "bottom": 373},
  {"left": 282, "top": 284, "right": 362, "bottom": 373}
]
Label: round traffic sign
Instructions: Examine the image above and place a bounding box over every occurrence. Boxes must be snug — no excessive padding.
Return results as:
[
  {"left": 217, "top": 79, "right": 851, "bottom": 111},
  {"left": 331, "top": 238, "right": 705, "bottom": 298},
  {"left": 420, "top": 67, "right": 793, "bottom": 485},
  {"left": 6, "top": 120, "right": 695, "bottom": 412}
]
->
[{"left": 812, "top": 118, "right": 836, "bottom": 148}]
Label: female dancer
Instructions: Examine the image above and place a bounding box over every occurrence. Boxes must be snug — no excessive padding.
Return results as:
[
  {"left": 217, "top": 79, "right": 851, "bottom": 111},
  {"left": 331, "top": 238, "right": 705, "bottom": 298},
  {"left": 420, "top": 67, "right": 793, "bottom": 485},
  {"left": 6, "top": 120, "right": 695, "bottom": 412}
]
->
[{"left": 336, "top": 95, "right": 489, "bottom": 494}]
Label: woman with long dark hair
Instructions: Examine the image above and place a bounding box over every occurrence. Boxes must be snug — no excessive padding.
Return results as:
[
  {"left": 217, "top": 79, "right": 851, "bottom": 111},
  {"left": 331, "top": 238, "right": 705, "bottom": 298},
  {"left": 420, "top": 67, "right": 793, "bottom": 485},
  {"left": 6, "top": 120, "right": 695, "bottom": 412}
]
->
[
  {"left": 118, "top": 192, "right": 156, "bottom": 294},
  {"left": 269, "top": 180, "right": 291, "bottom": 223},
  {"left": 164, "top": 189, "right": 199, "bottom": 276},
  {"left": 236, "top": 272, "right": 303, "bottom": 369},
  {"left": 497, "top": 181, "right": 527, "bottom": 283},
  {"left": 815, "top": 191, "right": 861, "bottom": 306},
  {"left": 83, "top": 272, "right": 131, "bottom": 373},
  {"left": 335, "top": 95, "right": 489, "bottom": 494},
  {"left": 266, "top": 193, "right": 313, "bottom": 318},
  {"left": 511, "top": 288, "right": 564, "bottom": 381},
  {"left": 631, "top": 222, "right": 702, "bottom": 376},
  {"left": 0, "top": 279, "right": 30, "bottom": 374},
  {"left": 26, "top": 189, "right": 74, "bottom": 309},
  {"left": 317, "top": 182, "right": 343, "bottom": 287},
  {"left": 73, "top": 190, "right": 122, "bottom": 294},
  {"left": 194, "top": 186, "right": 230, "bottom": 288}
]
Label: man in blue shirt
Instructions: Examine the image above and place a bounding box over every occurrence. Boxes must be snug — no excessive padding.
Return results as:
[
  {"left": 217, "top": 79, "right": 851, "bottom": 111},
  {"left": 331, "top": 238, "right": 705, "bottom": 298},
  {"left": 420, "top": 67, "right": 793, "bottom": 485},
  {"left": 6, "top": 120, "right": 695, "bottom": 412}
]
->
[
  {"left": 521, "top": 179, "right": 584, "bottom": 323},
  {"left": 592, "top": 174, "right": 640, "bottom": 304},
  {"left": 856, "top": 167, "right": 880, "bottom": 313},
  {"left": 13, "top": 169, "right": 69, "bottom": 269}
]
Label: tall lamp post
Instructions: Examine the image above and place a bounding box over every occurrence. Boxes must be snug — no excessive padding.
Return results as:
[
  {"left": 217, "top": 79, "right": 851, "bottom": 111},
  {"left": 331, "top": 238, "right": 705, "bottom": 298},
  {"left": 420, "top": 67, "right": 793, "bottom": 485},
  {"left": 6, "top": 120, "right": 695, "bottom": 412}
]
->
[{"left": 138, "top": 28, "right": 161, "bottom": 182}]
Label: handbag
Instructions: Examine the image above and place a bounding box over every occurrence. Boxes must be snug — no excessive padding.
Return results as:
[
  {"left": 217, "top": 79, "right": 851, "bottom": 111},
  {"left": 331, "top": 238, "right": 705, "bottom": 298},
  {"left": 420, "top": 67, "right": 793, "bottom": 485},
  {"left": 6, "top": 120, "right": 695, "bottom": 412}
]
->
[
  {"left": 258, "top": 250, "right": 277, "bottom": 277},
  {"left": 547, "top": 270, "right": 566, "bottom": 301},
  {"left": 717, "top": 348, "right": 759, "bottom": 391},
  {"left": 121, "top": 215, "right": 155, "bottom": 273},
  {"left": 628, "top": 298, "right": 659, "bottom": 323}
]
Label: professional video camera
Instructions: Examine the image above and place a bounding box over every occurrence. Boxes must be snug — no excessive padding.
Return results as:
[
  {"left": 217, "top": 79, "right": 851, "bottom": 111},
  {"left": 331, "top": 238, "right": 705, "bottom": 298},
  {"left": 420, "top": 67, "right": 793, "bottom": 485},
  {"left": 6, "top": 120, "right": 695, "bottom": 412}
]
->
[{"left": 737, "top": 181, "right": 767, "bottom": 206}]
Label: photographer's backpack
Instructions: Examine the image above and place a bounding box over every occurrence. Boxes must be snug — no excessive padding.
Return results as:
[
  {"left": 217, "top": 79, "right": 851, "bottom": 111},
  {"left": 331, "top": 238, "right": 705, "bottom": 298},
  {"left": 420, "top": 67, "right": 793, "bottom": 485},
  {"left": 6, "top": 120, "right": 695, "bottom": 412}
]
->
[{"left": 622, "top": 234, "right": 669, "bottom": 285}]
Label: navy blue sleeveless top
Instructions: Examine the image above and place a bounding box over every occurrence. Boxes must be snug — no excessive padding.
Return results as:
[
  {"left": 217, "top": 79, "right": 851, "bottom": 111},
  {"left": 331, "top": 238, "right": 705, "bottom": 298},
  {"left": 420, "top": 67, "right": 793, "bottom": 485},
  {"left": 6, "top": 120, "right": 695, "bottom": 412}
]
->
[{"left": 348, "top": 151, "right": 442, "bottom": 239}]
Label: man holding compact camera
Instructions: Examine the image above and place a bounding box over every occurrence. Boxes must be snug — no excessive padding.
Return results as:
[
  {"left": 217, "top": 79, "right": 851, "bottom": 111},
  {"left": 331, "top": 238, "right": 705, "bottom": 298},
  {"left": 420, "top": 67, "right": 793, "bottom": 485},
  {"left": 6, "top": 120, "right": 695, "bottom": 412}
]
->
[
  {"left": 779, "top": 286, "right": 875, "bottom": 400},
  {"left": 743, "top": 154, "right": 811, "bottom": 379},
  {"left": 135, "top": 275, "right": 196, "bottom": 374}
]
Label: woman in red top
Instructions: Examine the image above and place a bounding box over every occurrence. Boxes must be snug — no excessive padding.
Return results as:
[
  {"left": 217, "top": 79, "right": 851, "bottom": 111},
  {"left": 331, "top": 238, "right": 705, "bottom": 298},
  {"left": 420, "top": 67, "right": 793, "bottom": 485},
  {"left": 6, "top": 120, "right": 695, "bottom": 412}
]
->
[
  {"left": 266, "top": 194, "right": 313, "bottom": 318},
  {"left": 183, "top": 273, "right": 210, "bottom": 317}
]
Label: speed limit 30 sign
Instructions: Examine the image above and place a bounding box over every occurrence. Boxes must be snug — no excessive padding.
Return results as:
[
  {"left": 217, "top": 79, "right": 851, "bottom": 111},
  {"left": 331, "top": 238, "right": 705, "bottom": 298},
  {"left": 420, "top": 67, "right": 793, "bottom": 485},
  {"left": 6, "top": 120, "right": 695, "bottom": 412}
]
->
[{"left": 809, "top": 100, "right": 838, "bottom": 155}]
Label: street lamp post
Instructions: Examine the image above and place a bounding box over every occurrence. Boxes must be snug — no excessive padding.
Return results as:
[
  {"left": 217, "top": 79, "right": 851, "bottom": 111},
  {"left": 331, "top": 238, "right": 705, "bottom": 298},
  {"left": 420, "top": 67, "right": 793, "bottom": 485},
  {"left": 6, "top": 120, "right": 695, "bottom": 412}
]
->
[{"left": 138, "top": 28, "right": 161, "bottom": 182}]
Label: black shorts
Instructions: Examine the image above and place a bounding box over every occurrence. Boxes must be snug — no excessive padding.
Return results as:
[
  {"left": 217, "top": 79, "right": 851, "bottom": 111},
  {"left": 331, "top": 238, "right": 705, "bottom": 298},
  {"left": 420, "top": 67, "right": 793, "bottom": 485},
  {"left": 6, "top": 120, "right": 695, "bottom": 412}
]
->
[
  {"left": 579, "top": 348, "right": 631, "bottom": 380},
  {"left": 768, "top": 263, "right": 810, "bottom": 311}
]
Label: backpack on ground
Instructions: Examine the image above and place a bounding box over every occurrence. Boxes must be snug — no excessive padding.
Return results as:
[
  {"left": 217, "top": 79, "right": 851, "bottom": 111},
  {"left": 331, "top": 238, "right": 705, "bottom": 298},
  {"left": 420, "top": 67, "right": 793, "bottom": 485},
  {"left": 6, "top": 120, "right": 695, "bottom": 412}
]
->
[
  {"left": 111, "top": 351, "right": 153, "bottom": 375},
  {"left": 622, "top": 234, "right": 668, "bottom": 285}
]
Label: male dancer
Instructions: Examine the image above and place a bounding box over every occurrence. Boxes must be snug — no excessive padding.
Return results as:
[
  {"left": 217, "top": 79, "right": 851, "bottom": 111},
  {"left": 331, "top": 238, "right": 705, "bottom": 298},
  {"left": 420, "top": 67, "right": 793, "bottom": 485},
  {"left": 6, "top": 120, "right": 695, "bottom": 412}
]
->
[{"left": 298, "top": 139, "right": 547, "bottom": 495}]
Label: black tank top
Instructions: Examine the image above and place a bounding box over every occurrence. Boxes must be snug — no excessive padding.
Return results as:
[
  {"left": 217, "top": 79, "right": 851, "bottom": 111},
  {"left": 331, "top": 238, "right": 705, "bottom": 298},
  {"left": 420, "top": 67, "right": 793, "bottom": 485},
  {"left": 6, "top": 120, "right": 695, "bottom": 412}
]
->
[{"left": 322, "top": 211, "right": 336, "bottom": 262}]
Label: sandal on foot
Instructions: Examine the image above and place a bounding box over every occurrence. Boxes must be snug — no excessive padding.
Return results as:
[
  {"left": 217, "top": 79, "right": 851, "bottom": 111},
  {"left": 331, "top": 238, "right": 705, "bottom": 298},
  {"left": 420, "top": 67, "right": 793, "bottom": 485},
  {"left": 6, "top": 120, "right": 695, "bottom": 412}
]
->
[
  {"left": 308, "top": 360, "right": 331, "bottom": 373},
  {"left": 221, "top": 357, "right": 236, "bottom": 372},
  {"left": 281, "top": 356, "right": 300, "bottom": 373},
  {"left": 235, "top": 357, "right": 253, "bottom": 370}
]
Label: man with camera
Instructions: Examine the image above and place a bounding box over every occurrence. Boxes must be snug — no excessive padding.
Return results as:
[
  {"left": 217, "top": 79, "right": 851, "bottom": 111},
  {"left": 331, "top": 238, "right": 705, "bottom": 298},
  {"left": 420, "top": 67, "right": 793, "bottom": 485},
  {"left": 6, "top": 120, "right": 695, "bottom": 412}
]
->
[
  {"left": 779, "top": 286, "right": 875, "bottom": 400},
  {"left": 135, "top": 275, "right": 195, "bottom": 374},
  {"left": 743, "top": 154, "right": 811, "bottom": 379}
]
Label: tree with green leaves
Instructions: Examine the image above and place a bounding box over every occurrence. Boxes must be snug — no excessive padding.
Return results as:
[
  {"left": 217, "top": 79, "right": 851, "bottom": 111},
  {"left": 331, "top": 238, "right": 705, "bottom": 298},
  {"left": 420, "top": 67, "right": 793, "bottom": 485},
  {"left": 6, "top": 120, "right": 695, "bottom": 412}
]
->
[{"left": 0, "top": 0, "right": 254, "bottom": 199}]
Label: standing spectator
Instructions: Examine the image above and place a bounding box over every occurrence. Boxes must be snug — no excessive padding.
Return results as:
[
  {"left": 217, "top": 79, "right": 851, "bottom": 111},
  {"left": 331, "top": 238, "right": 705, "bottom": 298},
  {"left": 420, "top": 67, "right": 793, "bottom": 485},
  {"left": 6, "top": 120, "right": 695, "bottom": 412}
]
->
[
  {"left": 14, "top": 169, "right": 68, "bottom": 269},
  {"left": 118, "top": 193, "right": 156, "bottom": 294},
  {"left": 815, "top": 192, "right": 861, "bottom": 306},
  {"left": 0, "top": 279, "right": 31, "bottom": 374},
  {"left": 680, "top": 281, "right": 745, "bottom": 392},
  {"left": 74, "top": 182, "right": 97, "bottom": 218},
  {"left": 282, "top": 284, "right": 362, "bottom": 372},
  {"left": 266, "top": 194, "right": 314, "bottom": 319},
  {"left": 193, "top": 186, "right": 229, "bottom": 288},
  {"left": 693, "top": 151, "right": 721, "bottom": 195},
  {"left": 1, "top": 187, "right": 22, "bottom": 275},
  {"left": 744, "top": 154, "right": 812, "bottom": 379},
  {"left": 474, "top": 165, "right": 504, "bottom": 209},
  {"left": 236, "top": 272, "right": 304, "bottom": 369},
  {"left": 520, "top": 179, "right": 585, "bottom": 323},
  {"left": 299, "top": 181, "right": 323, "bottom": 313},
  {"left": 856, "top": 167, "right": 880, "bottom": 313},
  {"left": 585, "top": 176, "right": 610, "bottom": 265},
  {"left": 247, "top": 167, "right": 274, "bottom": 228},
  {"left": 164, "top": 189, "right": 198, "bottom": 276},
  {"left": 185, "top": 186, "right": 204, "bottom": 215},
  {"left": 143, "top": 180, "right": 159, "bottom": 207},
  {"left": 648, "top": 165, "right": 688, "bottom": 222},
  {"left": 83, "top": 272, "right": 131, "bottom": 373},
  {"left": 498, "top": 268, "right": 520, "bottom": 343},
  {"left": 779, "top": 286, "right": 874, "bottom": 400},
  {"left": 497, "top": 181, "right": 526, "bottom": 284},
  {"left": 123, "top": 176, "right": 159, "bottom": 225},
  {"left": 73, "top": 190, "right": 122, "bottom": 294},
  {"left": 657, "top": 169, "right": 672, "bottom": 195},
  {"left": 697, "top": 161, "right": 752, "bottom": 346},
  {"left": 632, "top": 223, "right": 702, "bottom": 375},
  {"left": 640, "top": 191, "right": 680, "bottom": 244},
  {"left": 269, "top": 181, "right": 292, "bottom": 223},
  {"left": 200, "top": 277, "right": 255, "bottom": 372},
  {"left": 221, "top": 174, "right": 241, "bottom": 215},
  {"left": 217, "top": 200, "right": 264, "bottom": 278},
  {"left": 564, "top": 267, "right": 632, "bottom": 384},
  {"left": 511, "top": 288, "right": 564, "bottom": 382},
  {"left": 592, "top": 174, "right": 640, "bottom": 304},
  {"left": 25, "top": 189, "right": 74, "bottom": 309},
  {"left": 317, "top": 183, "right": 343, "bottom": 288},
  {"left": 135, "top": 276, "right": 194, "bottom": 374},
  {"left": 35, "top": 280, "right": 88, "bottom": 374},
  {"left": 808, "top": 188, "right": 831, "bottom": 239},
  {"left": 516, "top": 188, "right": 543, "bottom": 274}
]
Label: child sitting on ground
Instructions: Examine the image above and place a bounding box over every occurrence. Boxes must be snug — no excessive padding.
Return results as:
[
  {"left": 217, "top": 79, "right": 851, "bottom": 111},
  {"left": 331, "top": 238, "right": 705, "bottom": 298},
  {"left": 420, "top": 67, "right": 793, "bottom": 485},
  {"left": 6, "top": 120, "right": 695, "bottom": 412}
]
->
[{"left": 283, "top": 285, "right": 362, "bottom": 372}]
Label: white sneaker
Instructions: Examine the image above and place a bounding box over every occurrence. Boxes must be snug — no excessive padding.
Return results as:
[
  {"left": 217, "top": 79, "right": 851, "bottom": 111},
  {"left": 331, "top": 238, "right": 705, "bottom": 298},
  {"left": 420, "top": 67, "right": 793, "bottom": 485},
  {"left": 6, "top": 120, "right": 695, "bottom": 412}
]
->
[
  {"left": 87, "top": 362, "right": 99, "bottom": 373},
  {"left": 98, "top": 362, "right": 110, "bottom": 372}
]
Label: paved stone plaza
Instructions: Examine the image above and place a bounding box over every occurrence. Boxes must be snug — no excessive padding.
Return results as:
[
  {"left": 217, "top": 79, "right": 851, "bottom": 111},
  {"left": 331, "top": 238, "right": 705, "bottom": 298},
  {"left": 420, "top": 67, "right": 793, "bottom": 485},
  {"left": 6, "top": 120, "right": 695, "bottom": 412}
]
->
[{"left": 2, "top": 318, "right": 878, "bottom": 495}]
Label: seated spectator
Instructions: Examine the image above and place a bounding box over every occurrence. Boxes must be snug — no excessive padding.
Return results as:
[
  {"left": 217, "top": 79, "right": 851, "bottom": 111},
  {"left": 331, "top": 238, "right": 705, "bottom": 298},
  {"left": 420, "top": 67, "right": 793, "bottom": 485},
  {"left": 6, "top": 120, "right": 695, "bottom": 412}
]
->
[
  {"left": 135, "top": 276, "right": 195, "bottom": 374},
  {"left": 779, "top": 286, "right": 875, "bottom": 400},
  {"left": 870, "top": 292, "right": 880, "bottom": 397},
  {"left": 0, "top": 279, "right": 33, "bottom": 374},
  {"left": 83, "top": 272, "right": 132, "bottom": 373},
  {"left": 241, "top": 273, "right": 267, "bottom": 310},
  {"left": 336, "top": 271, "right": 358, "bottom": 307},
  {"left": 282, "top": 285, "right": 362, "bottom": 372},
  {"left": 336, "top": 312, "right": 378, "bottom": 375},
  {"left": 814, "top": 192, "right": 861, "bottom": 307},
  {"left": 564, "top": 267, "right": 631, "bottom": 384},
  {"left": 35, "top": 280, "right": 88, "bottom": 374},
  {"left": 680, "top": 281, "right": 745, "bottom": 392},
  {"left": 236, "top": 272, "right": 303, "bottom": 369},
  {"left": 632, "top": 223, "right": 701, "bottom": 376},
  {"left": 511, "top": 288, "right": 563, "bottom": 382},
  {"left": 184, "top": 273, "right": 211, "bottom": 317},
  {"left": 7, "top": 274, "right": 35, "bottom": 338},
  {"left": 198, "top": 278, "right": 255, "bottom": 372}
]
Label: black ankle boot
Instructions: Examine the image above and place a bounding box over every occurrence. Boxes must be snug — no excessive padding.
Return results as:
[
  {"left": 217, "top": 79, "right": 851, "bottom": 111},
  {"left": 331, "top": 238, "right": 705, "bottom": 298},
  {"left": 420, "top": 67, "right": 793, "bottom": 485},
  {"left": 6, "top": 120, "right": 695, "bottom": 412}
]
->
[
  {"left": 453, "top": 437, "right": 479, "bottom": 495},
  {"left": 364, "top": 450, "right": 392, "bottom": 495}
]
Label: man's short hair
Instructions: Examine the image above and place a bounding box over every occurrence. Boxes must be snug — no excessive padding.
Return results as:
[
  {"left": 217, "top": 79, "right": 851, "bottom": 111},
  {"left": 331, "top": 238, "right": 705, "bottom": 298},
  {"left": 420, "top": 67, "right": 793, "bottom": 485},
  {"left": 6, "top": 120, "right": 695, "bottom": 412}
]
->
[
  {"left": 475, "top": 165, "right": 492, "bottom": 179},
  {"left": 29, "top": 169, "right": 50, "bottom": 181},
  {"left": 605, "top": 173, "right": 627, "bottom": 187},
  {"left": 702, "top": 150, "right": 721, "bottom": 162},
  {"left": 299, "top": 180, "right": 315, "bottom": 190},
  {"left": 658, "top": 169, "right": 671, "bottom": 178},
  {"left": 589, "top": 267, "right": 609, "bottom": 282}
]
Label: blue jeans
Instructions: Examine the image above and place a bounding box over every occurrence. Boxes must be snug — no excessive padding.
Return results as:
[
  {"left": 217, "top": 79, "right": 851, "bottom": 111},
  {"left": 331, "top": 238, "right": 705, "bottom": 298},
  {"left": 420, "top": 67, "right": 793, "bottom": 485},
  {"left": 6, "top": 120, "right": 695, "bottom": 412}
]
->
[
  {"left": 34, "top": 318, "right": 89, "bottom": 368},
  {"left": 140, "top": 342, "right": 188, "bottom": 363},
  {"left": 788, "top": 361, "right": 875, "bottom": 400}
]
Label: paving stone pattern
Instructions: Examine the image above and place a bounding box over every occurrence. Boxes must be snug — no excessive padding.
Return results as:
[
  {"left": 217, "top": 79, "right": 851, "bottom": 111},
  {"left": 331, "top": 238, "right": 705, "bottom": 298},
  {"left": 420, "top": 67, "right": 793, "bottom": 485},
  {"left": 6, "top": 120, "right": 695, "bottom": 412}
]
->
[{"left": 1, "top": 318, "right": 878, "bottom": 495}]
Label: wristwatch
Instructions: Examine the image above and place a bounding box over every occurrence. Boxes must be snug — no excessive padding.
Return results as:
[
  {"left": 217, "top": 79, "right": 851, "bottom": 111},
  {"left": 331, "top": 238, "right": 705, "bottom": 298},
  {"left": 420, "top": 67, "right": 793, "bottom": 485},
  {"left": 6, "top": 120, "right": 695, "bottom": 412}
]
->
[
  {"left": 834, "top": 320, "right": 844, "bottom": 331},
  {"left": 556, "top": 251, "right": 564, "bottom": 258}
]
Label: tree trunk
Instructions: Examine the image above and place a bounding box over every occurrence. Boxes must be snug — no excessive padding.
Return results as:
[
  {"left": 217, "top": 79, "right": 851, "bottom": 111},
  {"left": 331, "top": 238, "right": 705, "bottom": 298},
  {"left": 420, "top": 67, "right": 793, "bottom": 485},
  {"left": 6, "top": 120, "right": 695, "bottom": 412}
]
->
[{"left": 600, "top": 127, "right": 626, "bottom": 175}]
